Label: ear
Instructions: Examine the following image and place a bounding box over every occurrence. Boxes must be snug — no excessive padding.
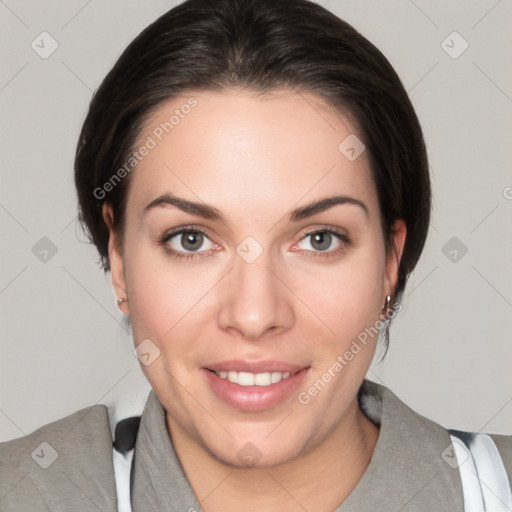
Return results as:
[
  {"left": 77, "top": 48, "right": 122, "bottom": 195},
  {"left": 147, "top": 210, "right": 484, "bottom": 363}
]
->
[
  {"left": 102, "top": 203, "right": 129, "bottom": 315},
  {"left": 383, "top": 219, "right": 407, "bottom": 302}
]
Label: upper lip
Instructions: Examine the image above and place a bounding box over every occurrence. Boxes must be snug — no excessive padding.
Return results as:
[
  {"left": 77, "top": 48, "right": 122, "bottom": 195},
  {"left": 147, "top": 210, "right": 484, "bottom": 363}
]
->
[{"left": 204, "top": 360, "right": 308, "bottom": 374}]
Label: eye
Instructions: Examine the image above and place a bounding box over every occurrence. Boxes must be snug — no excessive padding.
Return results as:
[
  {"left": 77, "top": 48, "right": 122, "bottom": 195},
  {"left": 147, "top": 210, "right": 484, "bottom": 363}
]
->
[
  {"left": 159, "top": 227, "right": 215, "bottom": 260},
  {"left": 296, "top": 229, "right": 350, "bottom": 257}
]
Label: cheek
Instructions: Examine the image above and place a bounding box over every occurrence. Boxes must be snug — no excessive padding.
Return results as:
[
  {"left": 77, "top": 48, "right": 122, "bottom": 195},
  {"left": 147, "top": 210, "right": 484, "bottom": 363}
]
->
[
  {"left": 296, "top": 247, "right": 386, "bottom": 345},
  {"left": 123, "top": 240, "right": 184, "bottom": 340},
  {"left": 123, "top": 240, "right": 219, "bottom": 357}
]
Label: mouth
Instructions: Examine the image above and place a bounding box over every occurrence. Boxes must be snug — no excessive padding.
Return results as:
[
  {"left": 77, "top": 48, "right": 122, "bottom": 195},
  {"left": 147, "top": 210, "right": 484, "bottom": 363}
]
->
[{"left": 201, "top": 361, "right": 310, "bottom": 411}]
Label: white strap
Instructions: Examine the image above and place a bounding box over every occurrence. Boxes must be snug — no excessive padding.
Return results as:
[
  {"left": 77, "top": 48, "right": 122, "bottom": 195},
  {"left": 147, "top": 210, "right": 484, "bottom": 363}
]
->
[
  {"left": 450, "top": 432, "right": 512, "bottom": 512},
  {"left": 113, "top": 448, "right": 134, "bottom": 512},
  {"left": 470, "top": 434, "right": 512, "bottom": 511},
  {"left": 451, "top": 435, "right": 486, "bottom": 512}
]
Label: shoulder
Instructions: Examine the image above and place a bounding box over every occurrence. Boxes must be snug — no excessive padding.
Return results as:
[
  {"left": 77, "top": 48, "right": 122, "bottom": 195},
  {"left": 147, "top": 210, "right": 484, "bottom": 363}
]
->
[
  {"left": 376, "top": 381, "right": 512, "bottom": 471},
  {"left": 0, "top": 403, "right": 117, "bottom": 511}
]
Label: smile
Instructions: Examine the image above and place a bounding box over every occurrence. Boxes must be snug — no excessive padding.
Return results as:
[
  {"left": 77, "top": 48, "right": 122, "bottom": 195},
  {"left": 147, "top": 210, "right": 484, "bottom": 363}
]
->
[{"left": 202, "top": 364, "right": 310, "bottom": 411}]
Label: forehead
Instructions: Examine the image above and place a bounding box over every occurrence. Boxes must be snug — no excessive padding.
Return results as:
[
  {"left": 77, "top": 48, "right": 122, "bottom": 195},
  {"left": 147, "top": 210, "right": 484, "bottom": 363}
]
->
[{"left": 126, "top": 88, "right": 377, "bottom": 222}]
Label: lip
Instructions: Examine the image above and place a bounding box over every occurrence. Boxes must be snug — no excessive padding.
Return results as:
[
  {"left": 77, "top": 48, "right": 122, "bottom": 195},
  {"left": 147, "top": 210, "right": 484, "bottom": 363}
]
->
[
  {"left": 204, "top": 359, "right": 306, "bottom": 374},
  {"left": 201, "top": 360, "right": 310, "bottom": 411}
]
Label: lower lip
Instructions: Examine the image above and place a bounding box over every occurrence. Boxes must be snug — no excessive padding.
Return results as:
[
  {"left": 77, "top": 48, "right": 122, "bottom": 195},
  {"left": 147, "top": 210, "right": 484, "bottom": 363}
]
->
[{"left": 202, "top": 368, "right": 309, "bottom": 411}]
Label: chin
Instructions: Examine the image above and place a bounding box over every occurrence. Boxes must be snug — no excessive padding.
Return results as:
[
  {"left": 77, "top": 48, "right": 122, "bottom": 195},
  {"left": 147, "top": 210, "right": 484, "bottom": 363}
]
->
[
  {"left": 210, "top": 442, "right": 301, "bottom": 470},
  {"left": 201, "top": 428, "right": 309, "bottom": 470}
]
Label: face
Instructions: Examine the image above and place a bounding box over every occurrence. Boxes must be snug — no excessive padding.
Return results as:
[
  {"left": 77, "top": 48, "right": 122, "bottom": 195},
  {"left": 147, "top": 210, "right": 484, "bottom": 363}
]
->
[{"left": 104, "top": 88, "right": 406, "bottom": 468}]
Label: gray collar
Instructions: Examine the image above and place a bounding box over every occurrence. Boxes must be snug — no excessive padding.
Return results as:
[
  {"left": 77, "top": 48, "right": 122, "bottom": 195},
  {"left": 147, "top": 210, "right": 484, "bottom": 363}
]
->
[
  {"left": 335, "top": 379, "right": 464, "bottom": 511},
  {"left": 131, "top": 379, "right": 464, "bottom": 512}
]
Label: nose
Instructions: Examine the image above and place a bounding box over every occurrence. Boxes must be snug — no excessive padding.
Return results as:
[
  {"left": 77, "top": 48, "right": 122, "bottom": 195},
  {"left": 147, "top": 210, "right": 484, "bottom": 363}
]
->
[{"left": 217, "top": 247, "right": 295, "bottom": 341}]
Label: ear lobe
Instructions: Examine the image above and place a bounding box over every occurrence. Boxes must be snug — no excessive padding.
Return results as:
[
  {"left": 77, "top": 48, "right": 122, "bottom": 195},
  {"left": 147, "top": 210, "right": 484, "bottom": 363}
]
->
[
  {"left": 102, "top": 203, "right": 129, "bottom": 314},
  {"left": 384, "top": 219, "right": 407, "bottom": 300}
]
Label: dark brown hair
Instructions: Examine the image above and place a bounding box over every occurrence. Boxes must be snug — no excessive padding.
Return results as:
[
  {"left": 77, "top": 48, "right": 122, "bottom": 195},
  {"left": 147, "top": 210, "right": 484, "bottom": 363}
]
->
[{"left": 74, "top": 0, "right": 431, "bottom": 351}]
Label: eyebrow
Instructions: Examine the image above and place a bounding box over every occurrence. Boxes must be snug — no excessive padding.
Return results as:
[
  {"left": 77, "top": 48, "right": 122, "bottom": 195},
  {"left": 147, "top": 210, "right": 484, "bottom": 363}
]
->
[{"left": 142, "top": 193, "right": 369, "bottom": 223}]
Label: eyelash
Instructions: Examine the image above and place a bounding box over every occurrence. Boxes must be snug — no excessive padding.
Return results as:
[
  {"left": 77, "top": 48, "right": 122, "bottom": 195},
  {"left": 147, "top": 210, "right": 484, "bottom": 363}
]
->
[{"left": 158, "top": 225, "right": 351, "bottom": 261}]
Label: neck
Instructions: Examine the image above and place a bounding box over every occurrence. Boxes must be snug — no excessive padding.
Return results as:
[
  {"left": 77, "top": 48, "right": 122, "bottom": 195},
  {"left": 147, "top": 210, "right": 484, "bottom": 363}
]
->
[{"left": 167, "top": 399, "right": 380, "bottom": 512}]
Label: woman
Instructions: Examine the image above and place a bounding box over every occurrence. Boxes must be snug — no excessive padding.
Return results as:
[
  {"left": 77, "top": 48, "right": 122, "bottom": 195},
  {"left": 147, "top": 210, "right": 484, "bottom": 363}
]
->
[{"left": 1, "top": 0, "right": 510, "bottom": 510}]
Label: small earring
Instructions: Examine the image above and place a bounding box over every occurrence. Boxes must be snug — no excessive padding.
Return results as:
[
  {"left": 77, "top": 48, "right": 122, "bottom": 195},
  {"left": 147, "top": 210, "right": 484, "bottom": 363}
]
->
[
  {"left": 381, "top": 295, "right": 391, "bottom": 313},
  {"left": 117, "top": 297, "right": 127, "bottom": 306}
]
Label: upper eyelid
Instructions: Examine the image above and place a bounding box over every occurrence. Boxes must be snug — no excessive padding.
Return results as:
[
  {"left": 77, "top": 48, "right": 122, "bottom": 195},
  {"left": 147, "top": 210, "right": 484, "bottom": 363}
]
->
[
  {"left": 162, "top": 224, "right": 347, "bottom": 237},
  {"left": 162, "top": 225, "right": 215, "bottom": 240}
]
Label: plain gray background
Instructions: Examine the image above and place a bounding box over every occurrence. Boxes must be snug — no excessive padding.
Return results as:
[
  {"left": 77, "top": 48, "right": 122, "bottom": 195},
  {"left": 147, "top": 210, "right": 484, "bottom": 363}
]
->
[{"left": 1, "top": 0, "right": 511, "bottom": 442}]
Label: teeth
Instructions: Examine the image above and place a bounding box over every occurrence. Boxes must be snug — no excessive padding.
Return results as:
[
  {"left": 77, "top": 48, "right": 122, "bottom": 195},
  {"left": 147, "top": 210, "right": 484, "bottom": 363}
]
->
[{"left": 215, "top": 370, "right": 293, "bottom": 386}]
